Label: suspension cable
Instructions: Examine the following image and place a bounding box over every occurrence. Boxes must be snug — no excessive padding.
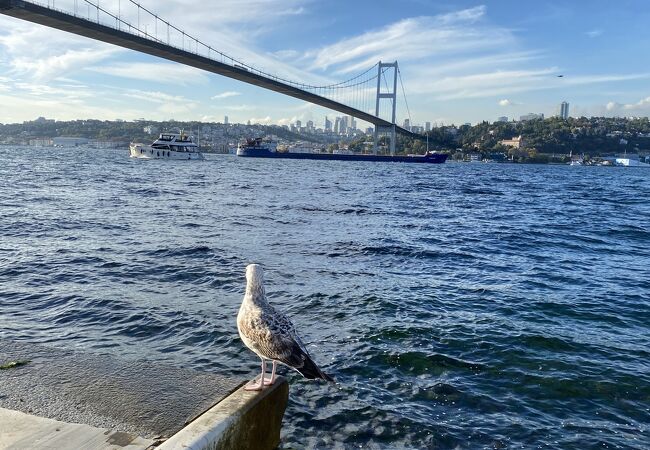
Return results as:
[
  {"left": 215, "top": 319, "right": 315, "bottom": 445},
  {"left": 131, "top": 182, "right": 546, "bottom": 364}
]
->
[{"left": 398, "top": 68, "right": 412, "bottom": 127}]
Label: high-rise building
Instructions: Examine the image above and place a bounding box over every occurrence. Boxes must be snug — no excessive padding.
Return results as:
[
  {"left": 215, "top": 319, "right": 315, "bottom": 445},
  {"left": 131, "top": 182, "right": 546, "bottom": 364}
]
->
[
  {"left": 334, "top": 117, "right": 341, "bottom": 134},
  {"left": 425, "top": 122, "right": 431, "bottom": 132},
  {"left": 224, "top": 115, "right": 229, "bottom": 125},
  {"left": 325, "top": 117, "right": 332, "bottom": 132},
  {"left": 339, "top": 116, "right": 349, "bottom": 134},
  {"left": 350, "top": 116, "right": 356, "bottom": 131},
  {"left": 295, "top": 120, "right": 302, "bottom": 129},
  {"left": 403, "top": 119, "right": 410, "bottom": 130},
  {"left": 560, "top": 101, "right": 569, "bottom": 120},
  {"left": 497, "top": 116, "right": 508, "bottom": 122},
  {"left": 306, "top": 120, "right": 314, "bottom": 132}
]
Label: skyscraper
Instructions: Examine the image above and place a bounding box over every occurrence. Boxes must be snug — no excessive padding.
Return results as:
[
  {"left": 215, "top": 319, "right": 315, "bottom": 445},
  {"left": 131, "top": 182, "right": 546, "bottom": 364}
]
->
[
  {"left": 339, "top": 116, "right": 349, "bottom": 134},
  {"left": 325, "top": 117, "right": 332, "bottom": 132},
  {"left": 425, "top": 122, "right": 431, "bottom": 132},
  {"left": 224, "top": 115, "right": 229, "bottom": 125},
  {"left": 560, "top": 101, "right": 570, "bottom": 120}
]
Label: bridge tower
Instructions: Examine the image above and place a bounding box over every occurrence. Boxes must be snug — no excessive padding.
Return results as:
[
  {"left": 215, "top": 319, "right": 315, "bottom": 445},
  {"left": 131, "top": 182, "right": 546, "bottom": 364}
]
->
[{"left": 373, "top": 61, "right": 398, "bottom": 155}]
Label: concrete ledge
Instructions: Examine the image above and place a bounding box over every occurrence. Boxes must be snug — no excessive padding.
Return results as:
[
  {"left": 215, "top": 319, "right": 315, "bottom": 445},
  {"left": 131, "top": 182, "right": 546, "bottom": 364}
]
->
[
  {"left": 1, "top": 341, "right": 289, "bottom": 450},
  {"left": 0, "top": 407, "right": 153, "bottom": 450},
  {"left": 158, "top": 377, "right": 289, "bottom": 450}
]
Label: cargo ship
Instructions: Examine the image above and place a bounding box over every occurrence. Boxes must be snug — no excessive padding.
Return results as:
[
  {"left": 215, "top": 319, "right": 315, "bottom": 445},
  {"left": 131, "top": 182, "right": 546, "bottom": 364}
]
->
[{"left": 236, "top": 138, "right": 448, "bottom": 164}]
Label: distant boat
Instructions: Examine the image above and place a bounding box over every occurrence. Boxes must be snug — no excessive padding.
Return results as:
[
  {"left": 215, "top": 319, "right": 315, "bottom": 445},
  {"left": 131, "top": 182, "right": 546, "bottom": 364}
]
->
[
  {"left": 236, "top": 138, "right": 448, "bottom": 164},
  {"left": 130, "top": 132, "right": 204, "bottom": 160},
  {"left": 568, "top": 150, "right": 583, "bottom": 166}
]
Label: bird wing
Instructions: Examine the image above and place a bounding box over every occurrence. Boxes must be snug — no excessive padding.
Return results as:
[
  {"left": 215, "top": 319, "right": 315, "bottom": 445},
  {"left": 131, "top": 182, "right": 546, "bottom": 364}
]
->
[
  {"left": 243, "top": 305, "right": 332, "bottom": 381},
  {"left": 264, "top": 307, "right": 334, "bottom": 381}
]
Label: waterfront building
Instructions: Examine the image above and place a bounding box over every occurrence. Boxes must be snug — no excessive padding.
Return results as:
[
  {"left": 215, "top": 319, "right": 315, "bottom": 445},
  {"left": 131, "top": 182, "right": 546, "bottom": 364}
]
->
[
  {"left": 28, "top": 138, "right": 53, "bottom": 146},
  {"left": 560, "top": 101, "right": 569, "bottom": 120},
  {"left": 500, "top": 135, "right": 525, "bottom": 149},
  {"left": 324, "top": 117, "right": 332, "bottom": 132},
  {"left": 224, "top": 116, "right": 229, "bottom": 125},
  {"left": 52, "top": 136, "right": 90, "bottom": 147}
]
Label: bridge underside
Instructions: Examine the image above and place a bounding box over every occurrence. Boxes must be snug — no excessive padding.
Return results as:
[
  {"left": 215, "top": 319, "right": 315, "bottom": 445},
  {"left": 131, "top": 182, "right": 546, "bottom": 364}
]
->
[{"left": 0, "top": 0, "right": 421, "bottom": 139}]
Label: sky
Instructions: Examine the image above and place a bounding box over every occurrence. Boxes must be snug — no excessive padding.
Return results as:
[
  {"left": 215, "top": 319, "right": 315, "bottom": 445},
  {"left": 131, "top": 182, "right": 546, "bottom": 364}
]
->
[{"left": 0, "top": 0, "right": 649, "bottom": 128}]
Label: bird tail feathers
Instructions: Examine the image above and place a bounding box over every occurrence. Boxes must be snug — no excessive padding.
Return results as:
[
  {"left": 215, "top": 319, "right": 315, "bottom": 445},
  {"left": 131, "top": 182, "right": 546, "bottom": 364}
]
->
[{"left": 296, "top": 355, "right": 335, "bottom": 383}]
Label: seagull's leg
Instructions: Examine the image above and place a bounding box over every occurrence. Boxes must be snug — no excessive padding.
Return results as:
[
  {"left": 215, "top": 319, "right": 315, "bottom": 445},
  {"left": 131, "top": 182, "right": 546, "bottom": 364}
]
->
[
  {"left": 264, "top": 361, "right": 277, "bottom": 386},
  {"left": 244, "top": 358, "right": 266, "bottom": 391}
]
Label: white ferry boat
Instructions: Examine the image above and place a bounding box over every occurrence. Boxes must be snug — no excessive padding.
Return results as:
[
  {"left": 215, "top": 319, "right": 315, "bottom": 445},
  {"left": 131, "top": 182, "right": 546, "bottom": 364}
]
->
[{"left": 130, "top": 132, "right": 204, "bottom": 160}]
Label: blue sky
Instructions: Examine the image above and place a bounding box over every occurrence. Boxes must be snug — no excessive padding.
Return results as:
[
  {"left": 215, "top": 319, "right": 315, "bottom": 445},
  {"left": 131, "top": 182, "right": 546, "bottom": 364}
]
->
[{"left": 0, "top": 0, "right": 649, "bottom": 127}]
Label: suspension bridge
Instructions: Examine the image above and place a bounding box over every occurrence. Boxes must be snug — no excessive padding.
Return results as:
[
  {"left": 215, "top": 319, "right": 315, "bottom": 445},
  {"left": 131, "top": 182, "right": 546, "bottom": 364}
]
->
[{"left": 0, "top": 0, "right": 422, "bottom": 153}]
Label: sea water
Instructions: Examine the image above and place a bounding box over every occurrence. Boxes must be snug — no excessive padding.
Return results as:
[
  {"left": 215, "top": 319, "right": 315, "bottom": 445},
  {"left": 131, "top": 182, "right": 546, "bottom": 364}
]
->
[{"left": 1, "top": 146, "right": 648, "bottom": 448}]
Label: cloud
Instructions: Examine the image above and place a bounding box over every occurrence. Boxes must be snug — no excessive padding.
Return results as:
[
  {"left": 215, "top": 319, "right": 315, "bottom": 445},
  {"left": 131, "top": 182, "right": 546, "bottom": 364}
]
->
[
  {"left": 0, "top": 18, "right": 120, "bottom": 81},
  {"left": 211, "top": 91, "right": 241, "bottom": 100},
  {"left": 123, "top": 90, "right": 190, "bottom": 104},
  {"left": 606, "top": 96, "right": 650, "bottom": 112},
  {"left": 0, "top": 92, "right": 145, "bottom": 121},
  {"left": 88, "top": 62, "right": 209, "bottom": 85},
  {"left": 224, "top": 104, "right": 256, "bottom": 111},
  {"left": 277, "top": 116, "right": 300, "bottom": 126},
  {"left": 249, "top": 116, "right": 273, "bottom": 124},
  {"left": 499, "top": 99, "right": 514, "bottom": 106},
  {"left": 305, "top": 6, "right": 513, "bottom": 73},
  {"left": 11, "top": 48, "right": 118, "bottom": 81},
  {"left": 272, "top": 50, "right": 300, "bottom": 61},
  {"left": 586, "top": 30, "right": 603, "bottom": 38}
]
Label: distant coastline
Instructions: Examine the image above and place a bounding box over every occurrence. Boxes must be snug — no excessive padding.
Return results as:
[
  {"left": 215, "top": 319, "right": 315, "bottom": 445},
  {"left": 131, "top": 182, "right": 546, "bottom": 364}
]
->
[{"left": 1, "top": 116, "right": 648, "bottom": 165}]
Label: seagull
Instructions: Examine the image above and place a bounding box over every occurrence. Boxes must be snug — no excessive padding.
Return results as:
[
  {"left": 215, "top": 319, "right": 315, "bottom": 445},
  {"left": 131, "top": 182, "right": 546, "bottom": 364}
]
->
[{"left": 237, "top": 264, "right": 334, "bottom": 391}]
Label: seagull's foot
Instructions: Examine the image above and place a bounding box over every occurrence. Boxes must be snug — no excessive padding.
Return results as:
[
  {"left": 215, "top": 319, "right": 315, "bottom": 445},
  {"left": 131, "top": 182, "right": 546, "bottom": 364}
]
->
[
  {"left": 263, "top": 375, "right": 276, "bottom": 386},
  {"left": 244, "top": 378, "right": 265, "bottom": 391}
]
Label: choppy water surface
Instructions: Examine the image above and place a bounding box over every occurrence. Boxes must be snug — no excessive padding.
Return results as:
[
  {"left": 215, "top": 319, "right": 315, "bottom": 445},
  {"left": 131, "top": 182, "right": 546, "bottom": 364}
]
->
[{"left": 1, "top": 146, "right": 649, "bottom": 449}]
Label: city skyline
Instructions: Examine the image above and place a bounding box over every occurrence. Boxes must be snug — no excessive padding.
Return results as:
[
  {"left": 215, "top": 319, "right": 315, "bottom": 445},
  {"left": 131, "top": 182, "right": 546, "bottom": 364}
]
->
[{"left": 0, "top": 1, "right": 649, "bottom": 127}]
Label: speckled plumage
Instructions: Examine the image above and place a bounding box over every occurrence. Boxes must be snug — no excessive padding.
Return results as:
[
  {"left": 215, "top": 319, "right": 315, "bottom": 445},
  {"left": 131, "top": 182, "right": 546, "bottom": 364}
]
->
[{"left": 237, "top": 264, "right": 333, "bottom": 382}]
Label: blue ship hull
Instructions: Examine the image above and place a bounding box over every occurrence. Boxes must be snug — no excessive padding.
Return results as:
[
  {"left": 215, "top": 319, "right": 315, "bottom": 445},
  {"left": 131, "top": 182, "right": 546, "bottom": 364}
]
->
[{"left": 237, "top": 148, "right": 449, "bottom": 164}]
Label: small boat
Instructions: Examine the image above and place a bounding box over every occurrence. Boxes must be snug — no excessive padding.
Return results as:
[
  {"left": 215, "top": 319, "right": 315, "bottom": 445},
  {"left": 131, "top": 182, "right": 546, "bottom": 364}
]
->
[{"left": 130, "top": 132, "right": 204, "bottom": 160}]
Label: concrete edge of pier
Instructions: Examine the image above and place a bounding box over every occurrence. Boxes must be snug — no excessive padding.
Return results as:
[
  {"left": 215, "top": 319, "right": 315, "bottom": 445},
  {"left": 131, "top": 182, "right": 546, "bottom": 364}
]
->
[
  {"left": 0, "top": 407, "right": 155, "bottom": 450},
  {"left": 0, "top": 377, "right": 289, "bottom": 450},
  {"left": 157, "top": 377, "right": 289, "bottom": 450}
]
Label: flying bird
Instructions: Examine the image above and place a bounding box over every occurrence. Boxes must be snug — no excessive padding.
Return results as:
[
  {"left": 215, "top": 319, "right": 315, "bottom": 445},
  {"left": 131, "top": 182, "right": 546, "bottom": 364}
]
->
[
  {"left": 557, "top": 75, "right": 564, "bottom": 77},
  {"left": 237, "top": 264, "right": 334, "bottom": 390}
]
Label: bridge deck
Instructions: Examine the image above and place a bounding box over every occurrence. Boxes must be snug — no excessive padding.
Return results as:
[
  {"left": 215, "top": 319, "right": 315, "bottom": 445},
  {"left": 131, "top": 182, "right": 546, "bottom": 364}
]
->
[{"left": 0, "top": 0, "right": 420, "bottom": 138}]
